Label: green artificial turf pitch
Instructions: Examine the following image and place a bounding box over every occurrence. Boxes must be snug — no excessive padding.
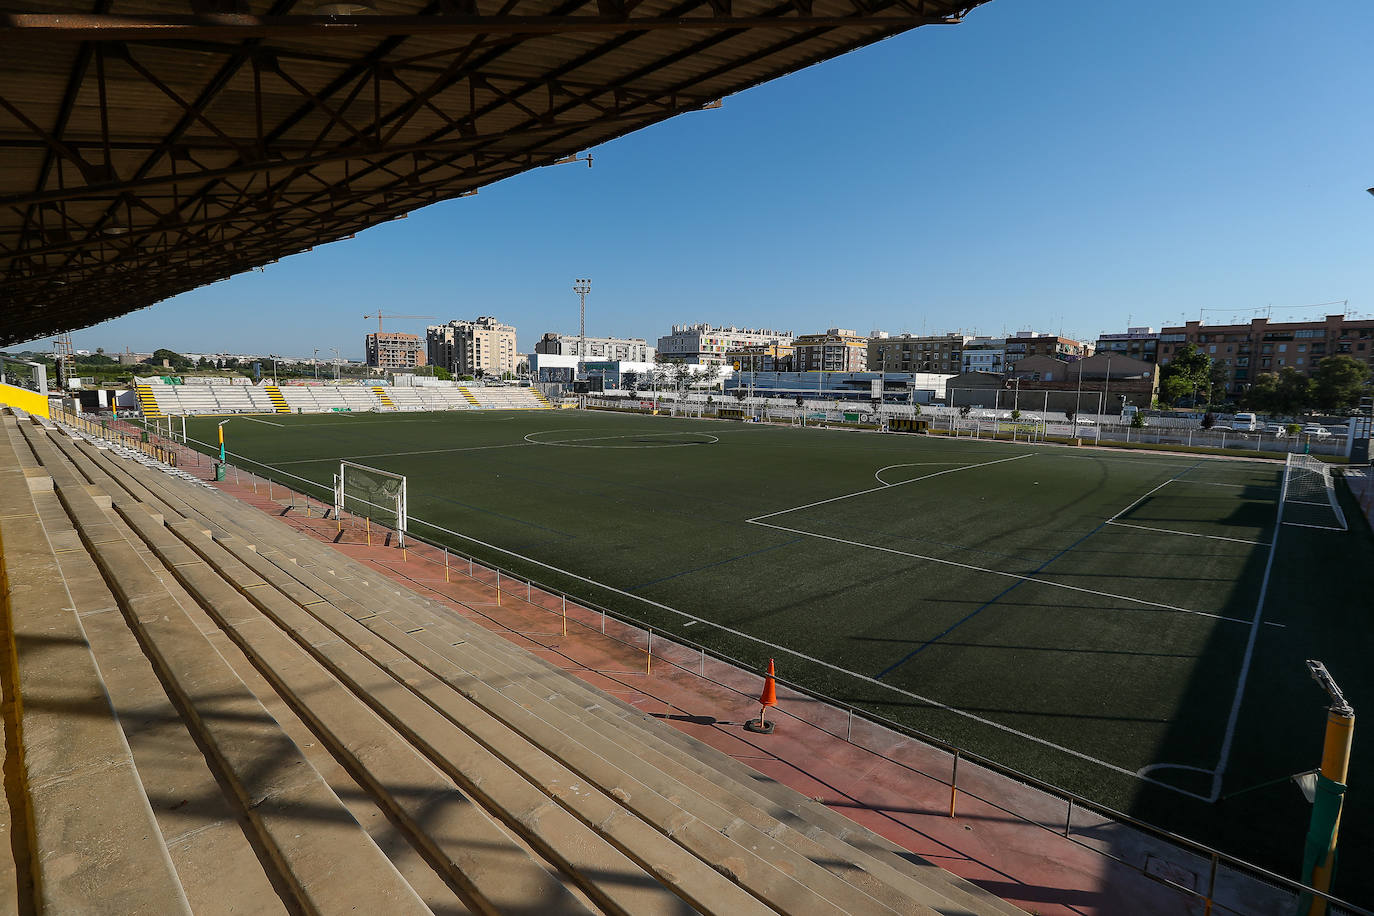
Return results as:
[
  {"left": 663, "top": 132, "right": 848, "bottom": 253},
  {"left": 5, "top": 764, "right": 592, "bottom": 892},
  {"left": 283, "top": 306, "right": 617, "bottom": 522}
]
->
[{"left": 179, "top": 408, "right": 1374, "bottom": 892}]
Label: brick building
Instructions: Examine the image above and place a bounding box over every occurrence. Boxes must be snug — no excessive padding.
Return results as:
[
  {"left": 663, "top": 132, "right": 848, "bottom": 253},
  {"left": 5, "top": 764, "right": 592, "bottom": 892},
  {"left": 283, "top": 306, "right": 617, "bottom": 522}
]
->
[
  {"left": 793, "top": 329, "right": 868, "bottom": 372},
  {"left": 364, "top": 332, "right": 425, "bottom": 370},
  {"left": 867, "top": 333, "right": 969, "bottom": 374},
  {"left": 1159, "top": 314, "right": 1374, "bottom": 397}
]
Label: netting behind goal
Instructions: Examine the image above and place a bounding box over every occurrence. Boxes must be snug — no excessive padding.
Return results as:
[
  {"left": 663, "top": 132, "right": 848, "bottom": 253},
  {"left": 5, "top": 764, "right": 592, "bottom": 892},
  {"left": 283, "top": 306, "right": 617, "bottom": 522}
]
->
[
  {"left": 336, "top": 461, "right": 407, "bottom": 544},
  {"left": 1282, "top": 453, "right": 1347, "bottom": 532}
]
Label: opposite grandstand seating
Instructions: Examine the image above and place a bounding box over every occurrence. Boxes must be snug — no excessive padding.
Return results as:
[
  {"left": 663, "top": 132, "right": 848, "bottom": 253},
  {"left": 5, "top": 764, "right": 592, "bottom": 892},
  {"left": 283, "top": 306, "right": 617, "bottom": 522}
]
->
[
  {"left": 134, "top": 380, "right": 551, "bottom": 416},
  {"left": 0, "top": 406, "right": 1023, "bottom": 915}
]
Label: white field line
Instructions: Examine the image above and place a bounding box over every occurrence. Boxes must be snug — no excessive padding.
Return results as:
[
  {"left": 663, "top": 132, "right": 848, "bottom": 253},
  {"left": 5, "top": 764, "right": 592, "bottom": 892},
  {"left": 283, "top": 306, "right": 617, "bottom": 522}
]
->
[
  {"left": 749, "top": 453, "right": 1034, "bottom": 523},
  {"left": 1207, "top": 465, "right": 1287, "bottom": 802},
  {"left": 873, "top": 462, "right": 970, "bottom": 486},
  {"left": 239, "top": 415, "right": 285, "bottom": 427},
  {"left": 749, "top": 518, "right": 1277, "bottom": 628},
  {"left": 1282, "top": 520, "right": 1347, "bottom": 531},
  {"left": 394, "top": 514, "right": 1190, "bottom": 794},
  {"left": 272, "top": 441, "right": 534, "bottom": 465},
  {"left": 1105, "top": 478, "right": 1176, "bottom": 523},
  {"left": 1104, "top": 520, "right": 1271, "bottom": 547},
  {"left": 525, "top": 431, "right": 719, "bottom": 448}
]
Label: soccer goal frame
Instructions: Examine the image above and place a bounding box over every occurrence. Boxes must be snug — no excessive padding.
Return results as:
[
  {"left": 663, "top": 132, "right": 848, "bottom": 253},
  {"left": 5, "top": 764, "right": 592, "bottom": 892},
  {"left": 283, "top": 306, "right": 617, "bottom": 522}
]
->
[
  {"left": 335, "top": 460, "right": 408, "bottom": 546},
  {"left": 1282, "top": 452, "right": 1347, "bottom": 532}
]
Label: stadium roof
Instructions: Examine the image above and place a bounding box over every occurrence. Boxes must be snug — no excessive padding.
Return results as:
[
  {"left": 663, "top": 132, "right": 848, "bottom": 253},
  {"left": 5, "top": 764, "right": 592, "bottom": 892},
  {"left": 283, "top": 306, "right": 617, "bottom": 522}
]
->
[{"left": 0, "top": 0, "right": 987, "bottom": 346}]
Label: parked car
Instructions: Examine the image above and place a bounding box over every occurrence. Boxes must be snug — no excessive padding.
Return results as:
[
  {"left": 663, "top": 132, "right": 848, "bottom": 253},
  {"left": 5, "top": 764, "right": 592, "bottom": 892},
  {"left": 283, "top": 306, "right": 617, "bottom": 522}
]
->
[
  {"left": 1302, "top": 425, "right": 1331, "bottom": 438},
  {"left": 1264, "top": 423, "right": 1287, "bottom": 437},
  {"left": 1230, "top": 412, "right": 1259, "bottom": 431}
]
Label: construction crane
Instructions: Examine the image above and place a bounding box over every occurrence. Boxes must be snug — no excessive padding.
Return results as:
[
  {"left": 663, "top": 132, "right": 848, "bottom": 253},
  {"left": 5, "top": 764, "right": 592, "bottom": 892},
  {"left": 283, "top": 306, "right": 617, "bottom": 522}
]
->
[{"left": 363, "top": 311, "right": 436, "bottom": 333}]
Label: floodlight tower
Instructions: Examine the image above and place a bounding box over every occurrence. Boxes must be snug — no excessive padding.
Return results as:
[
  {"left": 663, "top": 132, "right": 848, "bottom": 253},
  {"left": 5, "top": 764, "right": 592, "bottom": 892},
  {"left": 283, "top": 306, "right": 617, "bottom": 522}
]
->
[{"left": 573, "top": 278, "right": 592, "bottom": 360}]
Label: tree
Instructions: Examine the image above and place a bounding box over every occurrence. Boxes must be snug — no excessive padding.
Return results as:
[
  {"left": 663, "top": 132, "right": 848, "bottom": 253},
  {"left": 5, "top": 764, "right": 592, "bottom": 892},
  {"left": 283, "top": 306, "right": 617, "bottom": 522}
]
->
[
  {"left": 147, "top": 347, "right": 193, "bottom": 370},
  {"left": 621, "top": 369, "right": 640, "bottom": 393},
  {"left": 1130, "top": 410, "right": 1145, "bottom": 429},
  {"left": 432, "top": 366, "right": 452, "bottom": 381},
  {"left": 1245, "top": 373, "right": 1278, "bottom": 413},
  {"left": 1201, "top": 412, "right": 1216, "bottom": 429},
  {"left": 1159, "top": 343, "right": 1212, "bottom": 406},
  {"left": 1274, "top": 366, "right": 1313, "bottom": 415},
  {"left": 1311, "top": 355, "right": 1370, "bottom": 411}
]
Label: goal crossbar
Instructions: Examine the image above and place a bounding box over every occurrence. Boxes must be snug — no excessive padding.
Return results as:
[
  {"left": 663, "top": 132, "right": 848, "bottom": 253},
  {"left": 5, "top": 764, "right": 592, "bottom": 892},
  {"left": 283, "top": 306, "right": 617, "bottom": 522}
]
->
[{"left": 336, "top": 460, "right": 408, "bottom": 545}]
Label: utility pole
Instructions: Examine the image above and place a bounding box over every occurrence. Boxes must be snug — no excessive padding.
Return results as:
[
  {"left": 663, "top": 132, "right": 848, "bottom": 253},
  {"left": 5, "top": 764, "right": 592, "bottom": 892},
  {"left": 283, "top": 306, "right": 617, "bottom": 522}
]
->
[{"left": 572, "top": 278, "right": 592, "bottom": 369}]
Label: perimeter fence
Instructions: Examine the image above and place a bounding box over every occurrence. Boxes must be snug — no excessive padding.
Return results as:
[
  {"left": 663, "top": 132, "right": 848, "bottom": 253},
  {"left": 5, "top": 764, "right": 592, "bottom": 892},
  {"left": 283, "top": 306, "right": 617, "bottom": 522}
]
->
[{"left": 101, "top": 410, "right": 1372, "bottom": 916}]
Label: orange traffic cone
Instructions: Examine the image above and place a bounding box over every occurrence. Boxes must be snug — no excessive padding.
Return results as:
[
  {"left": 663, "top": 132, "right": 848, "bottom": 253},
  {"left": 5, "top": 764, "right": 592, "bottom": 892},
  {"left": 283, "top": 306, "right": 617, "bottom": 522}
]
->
[{"left": 745, "top": 659, "right": 778, "bottom": 733}]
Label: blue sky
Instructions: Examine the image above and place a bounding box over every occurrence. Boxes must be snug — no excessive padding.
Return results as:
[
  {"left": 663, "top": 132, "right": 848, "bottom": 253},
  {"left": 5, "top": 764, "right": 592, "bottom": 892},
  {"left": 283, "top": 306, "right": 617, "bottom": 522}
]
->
[{"left": 25, "top": 0, "right": 1374, "bottom": 359}]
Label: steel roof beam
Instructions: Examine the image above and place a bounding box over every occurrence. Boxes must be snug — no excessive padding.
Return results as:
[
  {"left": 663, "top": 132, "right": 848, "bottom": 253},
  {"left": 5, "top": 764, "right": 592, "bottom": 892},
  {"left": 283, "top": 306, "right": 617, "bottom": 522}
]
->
[{"left": 0, "top": 11, "right": 962, "bottom": 41}]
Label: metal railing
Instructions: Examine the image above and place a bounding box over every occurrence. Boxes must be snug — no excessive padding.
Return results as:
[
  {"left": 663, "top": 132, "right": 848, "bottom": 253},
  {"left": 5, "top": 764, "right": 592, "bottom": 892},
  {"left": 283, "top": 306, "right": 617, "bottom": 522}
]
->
[{"left": 112, "top": 412, "right": 1372, "bottom": 916}]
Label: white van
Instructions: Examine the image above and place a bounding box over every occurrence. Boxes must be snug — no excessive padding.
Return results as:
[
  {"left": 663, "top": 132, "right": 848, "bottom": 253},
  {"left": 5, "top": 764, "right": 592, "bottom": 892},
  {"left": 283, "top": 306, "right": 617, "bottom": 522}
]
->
[{"left": 1230, "top": 412, "right": 1259, "bottom": 431}]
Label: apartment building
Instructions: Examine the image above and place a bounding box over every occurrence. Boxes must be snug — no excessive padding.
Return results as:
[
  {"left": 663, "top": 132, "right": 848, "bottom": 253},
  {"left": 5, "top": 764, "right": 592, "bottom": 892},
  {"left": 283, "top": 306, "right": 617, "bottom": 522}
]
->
[
  {"left": 793, "top": 328, "right": 868, "bottom": 372},
  {"left": 535, "top": 332, "right": 653, "bottom": 362},
  {"left": 1003, "top": 331, "right": 1086, "bottom": 369},
  {"left": 1096, "top": 328, "right": 1160, "bottom": 364},
  {"left": 960, "top": 338, "right": 1006, "bottom": 374},
  {"left": 364, "top": 332, "right": 426, "bottom": 370},
  {"left": 426, "top": 316, "right": 517, "bottom": 376},
  {"left": 1159, "top": 314, "right": 1374, "bottom": 396},
  {"left": 656, "top": 324, "right": 793, "bottom": 365},
  {"left": 867, "top": 333, "right": 970, "bottom": 374},
  {"left": 725, "top": 343, "right": 795, "bottom": 373}
]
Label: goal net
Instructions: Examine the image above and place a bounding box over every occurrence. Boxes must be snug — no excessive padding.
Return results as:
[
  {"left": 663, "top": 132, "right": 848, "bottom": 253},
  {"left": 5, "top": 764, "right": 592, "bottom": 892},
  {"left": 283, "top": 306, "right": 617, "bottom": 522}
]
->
[
  {"left": 1282, "top": 453, "right": 1347, "bottom": 532},
  {"left": 336, "top": 461, "right": 407, "bottom": 545}
]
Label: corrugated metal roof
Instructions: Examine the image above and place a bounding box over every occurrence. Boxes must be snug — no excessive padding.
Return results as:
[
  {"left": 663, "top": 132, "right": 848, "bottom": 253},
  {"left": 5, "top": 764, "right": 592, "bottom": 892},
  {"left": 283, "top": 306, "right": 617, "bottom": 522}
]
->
[{"left": 1, "top": 1, "right": 987, "bottom": 344}]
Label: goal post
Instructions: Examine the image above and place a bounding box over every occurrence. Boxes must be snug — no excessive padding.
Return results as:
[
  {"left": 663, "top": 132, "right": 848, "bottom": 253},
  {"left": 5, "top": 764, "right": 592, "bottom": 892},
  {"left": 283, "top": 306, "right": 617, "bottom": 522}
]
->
[
  {"left": 336, "top": 460, "right": 408, "bottom": 545},
  {"left": 1282, "top": 452, "right": 1348, "bottom": 532}
]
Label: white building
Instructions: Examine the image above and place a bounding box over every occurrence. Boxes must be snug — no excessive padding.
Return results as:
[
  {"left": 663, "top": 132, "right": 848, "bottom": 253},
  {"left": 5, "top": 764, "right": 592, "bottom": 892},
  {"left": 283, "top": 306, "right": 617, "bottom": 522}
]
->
[
  {"left": 426, "top": 316, "right": 517, "bottom": 377},
  {"left": 656, "top": 324, "right": 792, "bottom": 365},
  {"left": 960, "top": 337, "right": 1006, "bottom": 374},
  {"left": 534, "top": 332, "right": 653, "bottom": 362}
]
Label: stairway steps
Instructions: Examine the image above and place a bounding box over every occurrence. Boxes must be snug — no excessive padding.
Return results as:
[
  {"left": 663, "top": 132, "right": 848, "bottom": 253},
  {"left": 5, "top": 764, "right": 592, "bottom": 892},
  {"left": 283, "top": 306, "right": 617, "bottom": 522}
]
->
[
  {"left": 17, "top": 424, "right": 431, "bottom": 916},
  {"left": 0, "top": 420, "right": 190, "bottom": 914}
]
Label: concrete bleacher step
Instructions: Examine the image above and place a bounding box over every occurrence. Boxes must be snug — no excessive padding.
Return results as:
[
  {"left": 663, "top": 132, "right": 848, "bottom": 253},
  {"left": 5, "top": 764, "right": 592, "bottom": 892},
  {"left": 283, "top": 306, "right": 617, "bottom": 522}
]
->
[
  {"left": 0, "top": 419, "right": 191, "bottom": 915},
  {"left": 16, "top": 424, "right": 431, "bottom": 915},
  {"left": 21, "top": 481, "right": 289, "bottom": 916},
  {"left": 85, "top": 442, "right": 1020, "bottom": 916},
  {"left": 108, "top": 503, "right": 611, "bottom": 916}
]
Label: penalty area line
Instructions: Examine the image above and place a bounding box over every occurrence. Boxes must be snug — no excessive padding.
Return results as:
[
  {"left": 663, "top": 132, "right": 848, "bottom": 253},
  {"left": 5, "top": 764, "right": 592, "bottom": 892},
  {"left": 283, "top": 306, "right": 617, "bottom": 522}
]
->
[
  {"left": 748, "top": 518, "right": 1283, "bottom": 628},
  {"left": 750, "top": 452, "right": 1034, "bottom": 523},
  {"left": 1207, "top": 469, "right": 1287, "bottom": 802}
]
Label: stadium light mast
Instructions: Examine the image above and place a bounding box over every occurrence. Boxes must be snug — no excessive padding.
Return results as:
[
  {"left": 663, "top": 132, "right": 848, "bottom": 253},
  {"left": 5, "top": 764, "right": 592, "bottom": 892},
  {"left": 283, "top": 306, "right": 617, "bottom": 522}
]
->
[{"left": 573, "top": 278, "right": 591, "bottom": 362}]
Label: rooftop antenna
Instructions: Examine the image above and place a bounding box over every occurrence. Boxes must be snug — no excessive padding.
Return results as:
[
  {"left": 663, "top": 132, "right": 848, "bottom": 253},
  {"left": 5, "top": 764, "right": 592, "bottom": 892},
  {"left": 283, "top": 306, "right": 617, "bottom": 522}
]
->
[{"left": 573, "top": 278, "right": 592, "bottom": 359}]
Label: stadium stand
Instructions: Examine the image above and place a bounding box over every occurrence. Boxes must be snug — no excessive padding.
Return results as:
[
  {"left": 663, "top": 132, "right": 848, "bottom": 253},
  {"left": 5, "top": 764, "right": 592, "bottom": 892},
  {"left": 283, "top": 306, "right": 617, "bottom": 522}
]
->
[
  {"left": 135, "top": 379, "right": 551, "bottom": 415},
  {"left": 0, "top": 405, "right": 1024, "bottom": 914}
]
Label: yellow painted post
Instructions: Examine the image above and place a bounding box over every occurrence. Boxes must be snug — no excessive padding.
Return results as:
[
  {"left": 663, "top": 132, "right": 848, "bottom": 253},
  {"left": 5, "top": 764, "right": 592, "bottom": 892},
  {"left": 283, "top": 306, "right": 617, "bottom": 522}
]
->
[
  {"left": 1307, "top": 708, "right": 1356, "bottom": 916},
  {"left": 496, "top": 570, "right": 502, "bottom": 606},
  {"left": 366, "top": 517, "right": 371, "bottom": 546},
  {"left": 646, "top": 632, "right": 653, "bottom": 675},
  {"left": 444, "top": 548, "right": 449, "bottom": 583},
  {"left": 562, "top": 594, "right": 567, "bottom": 637}
]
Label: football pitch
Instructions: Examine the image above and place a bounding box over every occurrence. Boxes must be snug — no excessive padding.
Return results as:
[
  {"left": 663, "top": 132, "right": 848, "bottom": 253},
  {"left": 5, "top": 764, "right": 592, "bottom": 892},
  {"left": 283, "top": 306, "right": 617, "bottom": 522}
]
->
[{"left": 182, "top": 408, "right": 1373, "bottom": 883}]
